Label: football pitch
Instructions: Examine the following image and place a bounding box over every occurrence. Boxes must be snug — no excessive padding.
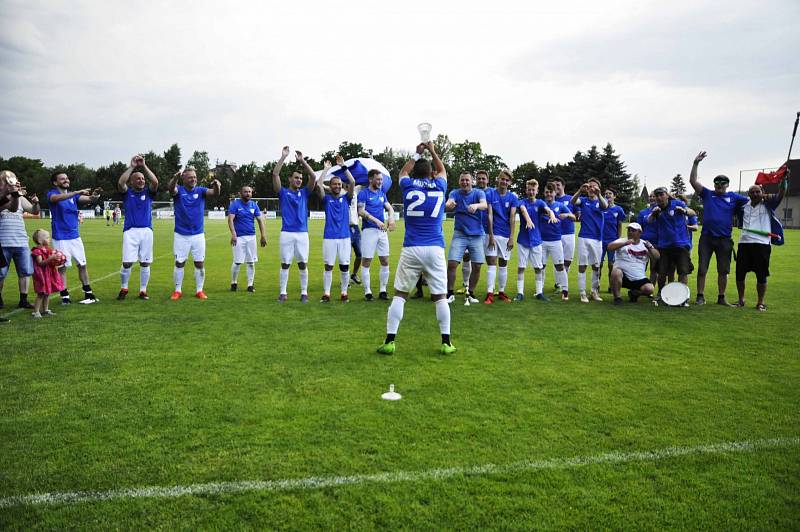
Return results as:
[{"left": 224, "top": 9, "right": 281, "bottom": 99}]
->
[{"left": 2, "top": 219, "right": 799, "bottom": 529}]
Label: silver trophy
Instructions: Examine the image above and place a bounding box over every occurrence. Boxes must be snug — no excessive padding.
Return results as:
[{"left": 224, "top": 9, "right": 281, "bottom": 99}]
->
[{"left": 417, "top": 122, "right": 432, "bottom": 143}]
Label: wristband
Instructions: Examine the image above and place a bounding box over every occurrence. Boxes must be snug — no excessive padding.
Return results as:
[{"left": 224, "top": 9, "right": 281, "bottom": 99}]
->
[{"left": 412, "top": 153, "right": 421, "bottom": 161}]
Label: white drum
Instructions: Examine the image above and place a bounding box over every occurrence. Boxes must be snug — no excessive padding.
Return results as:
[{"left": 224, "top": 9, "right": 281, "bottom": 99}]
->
[{"left": 660, "top": 282, "right": 690, "bottom": 306}]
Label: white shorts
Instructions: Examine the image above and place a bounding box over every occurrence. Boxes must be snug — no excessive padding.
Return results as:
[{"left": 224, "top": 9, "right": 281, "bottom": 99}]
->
[
  {"left": 518, "top": 244, "right": 543, "bottom": 270},
  {"left": 483, "top": 234, "right": 497, "bottom": 258},
  {"left": 361, "top": 228, "right": 390, "bottom": 258},
  {"left": 122, "top": 227, "right": 154, "bottom": 264},
  {"left": 323, "top": 238, "right": 350, "bottom": 266},
  {"left": 53, "top": 237, "right": 87, "bottom": 268},
  {"left": 561, "top": 234, "right": 575, "bottom": 262},
  {"left": 394, "top": 246, "right": 447, "bottom": 295},
  {"left": 542, "top": 240, "right": 564, "bottom": 265},
  {"left": 280, "top": 231, "right": 310, "bottom": 264},
  {"left": 577, "top": 237, "right": 602, "bottom": 267},
  {"left": 490, "top": 235, "right": 511, "bottom": 261},
  {"left": 233, "top": 234, "right": 258, "bottom": 263},
  {"left": 174, "top": 233, "right": 206, "bottom": 263}
]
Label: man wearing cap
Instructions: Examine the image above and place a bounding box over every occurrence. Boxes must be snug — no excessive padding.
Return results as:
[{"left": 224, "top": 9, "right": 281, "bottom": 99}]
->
[
  {"left": 607, "top": 222, "right": 660, "bottom": 305},
  {"left": 0, "top": 170, "right": 39, "bottom": 310},
  {"left": 689, "top": 151, "right": 749, "bottom": 306},
  {"left": 649, "top": 187, "right": 694, "bottom": 296}
]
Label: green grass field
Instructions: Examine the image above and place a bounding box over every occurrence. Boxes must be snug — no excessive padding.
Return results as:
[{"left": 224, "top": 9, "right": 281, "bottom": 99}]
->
[{"left": 1, "top": 218, "right": 798, "bottom": 529}]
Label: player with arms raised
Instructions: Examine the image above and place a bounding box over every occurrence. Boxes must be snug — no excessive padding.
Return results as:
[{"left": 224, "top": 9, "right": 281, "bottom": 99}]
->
[
  {"left": 377, "top": 142, "right": 454, "bottom": 355},
  {"left": 318, "top": 156, "right": 355, "bottom": 302}
]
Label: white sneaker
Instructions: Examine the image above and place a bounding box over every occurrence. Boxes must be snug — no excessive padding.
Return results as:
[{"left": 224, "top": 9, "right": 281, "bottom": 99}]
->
[
  {"left": 446, "top": 295, "right": 455, "bottom": 304},
  {"left": 43, "top": 310, "right": 56, "bottom": 316},
  {"left": 590, "top": 291, "right": 603, "bottom": 302},
  {"left": 31, "top": 311, "right": 42, "bottom": 319},
  {"left": 78, "top": 297, "right": 98, "bottom": 305},
  {"left": 580, "top": 292, "right": 589, "bottom": 303},
  {"left": 467, "top": 295, "right": 479, "bottom": 304}
]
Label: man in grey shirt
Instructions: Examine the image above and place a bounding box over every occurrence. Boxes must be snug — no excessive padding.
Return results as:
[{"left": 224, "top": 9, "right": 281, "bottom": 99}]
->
[{"left": 0, "top": 170, "right": 40, "bottom": 310}]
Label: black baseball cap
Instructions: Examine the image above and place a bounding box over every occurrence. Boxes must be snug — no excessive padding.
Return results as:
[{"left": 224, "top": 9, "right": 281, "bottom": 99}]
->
[{"left": 713, "top": 175, "right": 730, "bottom": 185}]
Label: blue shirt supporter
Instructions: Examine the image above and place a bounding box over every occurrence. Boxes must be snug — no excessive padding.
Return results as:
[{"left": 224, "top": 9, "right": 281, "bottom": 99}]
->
[
  {"left": 228, "top": 198, "right": 261, "bottom": 237},
  {"left": 602, "top": 205, "right": 626, "bottom": 243},
  {"left": 173, "top": 185, "right": 208, "bottom": 236},
  {"left": 491, "top": 191, "right": 518, "bottom": 238},
  {"left": 47, "top": 188, "right": 80, "bottom": 240},
  {"left": 555, "top": 194, "right": 575, "bottom": 235},
  {"left": 400, "top": 176, "right": 447, "bottom": 248},
  {"left": 448, "top": 188, "right": 486, "bottom": 236},
  {"left": 699, "top": 187, "right": 748, "bottom": 238},
  {"left": 688, "top": 214, "right": 698, "bottom": 249},
  {"left": 323, "top": 193, "right": 351, "bottom": 239},
  {"left": 638, "top": 206, "right": 659, "bottom": 247},
  {"left": 123, "top": 188, "right": 155, "bottom": 231},
  {"left": 478, "top": 187, "right": 496, "bottom": 234},
  {"left": 575, "top": 196, "right": 606, "bottom": 240},
  {"left": 357, "top": 187, "right": 388, "bottom": 230},
  {"left": 654, "top": 199, "right": 691, "bottom": 249},
  {"left": 279, "top": 187, "right": 311, "bottom": 233},
  {"left": 517, "top": 198, "right": 547, "bottom": 248},
  {"left": 541, "top": 201, "right": 567, "bottom": 242}
]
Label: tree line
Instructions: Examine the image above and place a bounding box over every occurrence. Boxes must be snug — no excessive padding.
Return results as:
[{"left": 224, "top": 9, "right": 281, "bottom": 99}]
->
[{"left": 1, "top": 136, "right": 642, "bottom": 214}]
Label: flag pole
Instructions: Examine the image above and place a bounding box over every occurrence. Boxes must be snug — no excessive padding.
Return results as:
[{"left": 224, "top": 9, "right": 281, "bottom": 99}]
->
[{"left": 781, "top": 112, "right": 799, "bottom": 224}]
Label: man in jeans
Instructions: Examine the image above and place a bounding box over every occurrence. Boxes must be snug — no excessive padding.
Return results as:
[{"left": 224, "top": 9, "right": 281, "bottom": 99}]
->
[
  {"left": 0, "top": 171, "right": 38, "bottom": 310},
  {"left": 689, "top": 151, "right": 749, "bottom": 306}
]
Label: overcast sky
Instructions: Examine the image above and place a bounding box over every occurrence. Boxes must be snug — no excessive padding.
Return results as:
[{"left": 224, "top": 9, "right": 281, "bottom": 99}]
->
[{"left": 1, "top": 0, "right": 798, "bottom": 190}]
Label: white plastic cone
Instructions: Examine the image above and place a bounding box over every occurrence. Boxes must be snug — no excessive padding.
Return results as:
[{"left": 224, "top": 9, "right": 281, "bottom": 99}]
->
[{"left": 381, "top": 384, "right": 402, "bottom": 401}]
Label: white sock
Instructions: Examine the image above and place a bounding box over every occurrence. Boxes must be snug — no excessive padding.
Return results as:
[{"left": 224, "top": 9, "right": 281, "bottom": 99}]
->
[
  {"left": 173, "top": 266, "right": 184, "bottom": 292},
  {"left": 120, "top": 266, "right": 132, "bottom": 289},
  {"left": 435, "top": 298, "right": 451, "bottom": 334},
  {"left": 323, "top": 269, "right": 333, "bottom": 295},
  {"left": 461, "top": 261, "right": 471, "bottom": 286},
  {"left": 486, "top": 265, "right": 497, "bottom": 294},
  {"left": 578, "top": 270, "right": 587, "bottom": 293},
  {"left": 140, "top": 266, "right": 150, "bottom": 292},
  {"left": 379, "top": 265, "right": 390, "bottom": 293},
  {"left": 498, "top": 266, "right": 508, "bottom": 292},
  {"left": 362, "top": 267, "right": 372, "bottom": 295},
  {"left": 299, "top": 269, "right": 308, "bottom": 295},
  {"left": 231, "top": 263, "right": 241, "bottom": 284},
  {"left": 279, "top": 268, "right": 289, "bottom": 295},
  {"left": 535, "top": 269, "right": 544, "bottom": 295},
  {"left": 340, "top": 271, "right": 350, "bottom": 294},
  {"left": 517, "top": 271, "right": 525, "bottom": 295},
  {"left": 591, "top": 269, "right": 600, "bottom": 292},
  {"left": 556, "top": 269, "right": 568, "bottom": 291},
  {"left": 387, "top": 296, "right": 405, "bottom": 334},
  {"left": 246, "top": 263, "right": 255, "bottom": 286},
  {"left": 194, "top": 267, "right": 205, "bottom": 292}
]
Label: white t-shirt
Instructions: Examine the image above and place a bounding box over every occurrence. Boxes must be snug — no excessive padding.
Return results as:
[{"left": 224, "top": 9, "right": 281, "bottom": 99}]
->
[
  {"left": 739, "top": 201, "right": 771, "bottom": 245},
  {"left": 612, "top": 239, "right": 650, "bottom": 280}
]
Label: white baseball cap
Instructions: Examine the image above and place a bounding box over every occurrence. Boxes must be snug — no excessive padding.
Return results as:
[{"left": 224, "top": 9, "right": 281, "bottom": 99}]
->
[{"left": 628, "top": 222, "right": 643, "bottom": 231}]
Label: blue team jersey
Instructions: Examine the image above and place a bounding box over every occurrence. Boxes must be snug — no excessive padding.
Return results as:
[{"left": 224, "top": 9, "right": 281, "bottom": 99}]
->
[
  {"left": 601, "top": 205, "right": 626, "bottom": 243},
  {"left": 123, "top": 187, "right": 155, "bottom": 231},
  {"left": 449, "top": 188, "right": 486, "bottom": 236},
  {"left": 654, "top": 199, "right": 690, "bottom": 249},
  {"left": 228, "top": 198, "right": 261, "bottom": 237},
  {"left": 47, "top": 188, "right": 80, "bottom": 240},
  {"left": 575, "top": 196, "right": 605, "bottom": 240},
  {"left": 400, "top": 176, "right": 447, "bottom": 248},
  {"left": 638, "top": 206, "right": 659, "bottom": 246},
  {"left": 323, "top": 193, "right": 351, "bottom": 239},
  {"left": 700, "top": 187, "right": 748, "bottom": 238},
  {"left": 555, "top": 194, "right": 575, "bottom": 234},
  {"left": 357, "top": 187, "right": 388, "bottom": 230},
  {"left": 491, "top": 190, "right": 518, "bottom": 238},
  {"left": 477, "top": 187, "right": 496, "bottom": 233},
  {"left": 517, "top": 198, "right": 547, "bottom": 248},
  {"left": 688, "top": 214, "right": 698, "bottom": 249},
  {"left": 173, "top": 185, "right": 208, "bottom": 236},
  {"left": 279, "top": 187, "right": 311, "bottom": 232},
  {"left": 541, "top": 201, "right": 566, "bottom": 242}
]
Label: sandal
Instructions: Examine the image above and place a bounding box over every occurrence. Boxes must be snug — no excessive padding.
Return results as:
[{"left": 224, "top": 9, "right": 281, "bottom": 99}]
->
[{"left": 756, "top": 303, "right": 767, "bottom": 312}]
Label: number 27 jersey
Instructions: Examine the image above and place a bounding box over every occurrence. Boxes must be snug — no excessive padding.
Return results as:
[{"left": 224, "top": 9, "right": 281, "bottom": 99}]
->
[{"left": 400, "top": 175, "right": 447, "bottom": 248}]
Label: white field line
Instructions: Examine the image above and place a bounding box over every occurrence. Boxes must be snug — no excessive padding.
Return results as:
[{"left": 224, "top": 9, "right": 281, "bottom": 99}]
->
[
  {"left": 1, "top": 437, "right": 797, "bottom": 509},
  {"left": 0, "top": 228, "right": 230, "bottom": 318}
]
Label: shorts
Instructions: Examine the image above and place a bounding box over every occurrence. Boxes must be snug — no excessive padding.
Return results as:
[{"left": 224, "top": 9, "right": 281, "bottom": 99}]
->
[
  {"left": 174, "top": 233, "right": 206, "bottom": 263},
  {"left": 361, "top": 228, "right": 390, "bottom": 258},
  {"left": 561, "top": 233, "right": 575, "bottom": 262},
  {"left": 577, "top": 237, "right": 602, "bottom": 267},
  {"left": 601, "top": 241, "right": 616, "bottom": 264},
  {"left": 122, "top": 227, "right": 154, "bottom": 264},
  {"left": 349, "top": 225, "right": 362, "bottom": 257},
  {"left": 518, "top": 244, "right": 543, "bottom": 270},
  {"left": 621, "top": 275, "right": 650, "bottom": 290},
  {"left": 0, "top": 246, "right": 34, "bottom": 279},
  {"left": 697, "top": 234, "right": 733, "bottom": 276},
  {"left": 658, "top": 247, "right": 692, "bottom": 277},
  {"left": 233, "top": 234, "right": 258, "bottom": 263},
  {"left": 485, "top": 234, "right": 511, "bottom": 261},
  {"left": 323, "top": 238, "right": 350, "bottom": 266},
  {"left": 483, "top": 233, "right": 497, "bottom": 258},
  {"left": 394, "top": 246, "right": 447, "bottom": 295},
  {"left": 542, "top": 240, "right": 564, "bottom": 265},
  {"left": 280, "top": 231, "right": 309, "bottom": 264},
  {"left": 736, "top": 243, "right": 771, "bottom": 284},
  {"left": 53, "top": 237, "right": 87, "bottom": 267},
  {"left": 448, "top": 230, "right": 485, "bottom": 263}
]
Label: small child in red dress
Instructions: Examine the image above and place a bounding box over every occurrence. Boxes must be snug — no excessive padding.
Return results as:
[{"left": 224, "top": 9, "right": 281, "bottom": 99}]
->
[{"left": 31, "top": 229, "right": 65, "bottom": 318}]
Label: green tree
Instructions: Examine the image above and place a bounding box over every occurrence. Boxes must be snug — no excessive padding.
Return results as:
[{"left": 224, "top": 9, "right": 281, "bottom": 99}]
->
[
  {"left": 187, "top": 151, "right": 210, "bottom": 182},
  {"left": 163, "top": 143, "right": 182, "bottom": 175},
  {"left": 670, "top": 173, "right": 687, "bottom": 196},
  {"left": 320, "top": 141, "right": 372, "bottom": 163}
]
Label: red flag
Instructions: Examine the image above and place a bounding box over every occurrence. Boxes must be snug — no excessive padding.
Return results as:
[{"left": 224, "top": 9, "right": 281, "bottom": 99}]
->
[{"left": 755, "top": 163, "right": 787, "bottom": 185}]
